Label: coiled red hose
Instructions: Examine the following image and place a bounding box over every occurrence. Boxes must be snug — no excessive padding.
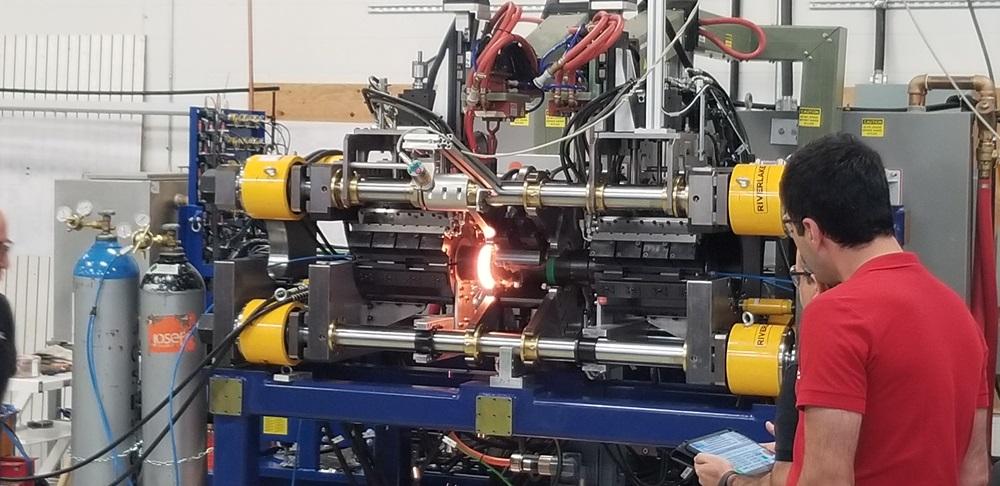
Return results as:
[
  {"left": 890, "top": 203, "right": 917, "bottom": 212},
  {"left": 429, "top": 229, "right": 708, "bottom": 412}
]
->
[{"left": 699, "top": 17, "right": 767, "bottom": 61}]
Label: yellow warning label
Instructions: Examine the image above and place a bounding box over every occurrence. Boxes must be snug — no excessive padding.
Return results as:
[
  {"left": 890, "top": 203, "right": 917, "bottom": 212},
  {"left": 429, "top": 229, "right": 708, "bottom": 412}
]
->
[
  {"left": 262, "top": 416, "right": 289, "bottom": 436},
  {"left": 798, "top": 107, "right": 822, "bottom": 128},
  {"left": 724, "top": 33, "right": 734, "bottom": 48},
  {"left": 510, "top": 116, "right": 530, "bottom": 127},
  {"left": 861, "top": 118, "right": 885, "bottom": 138},
  {"left": 545, "top": 115, "right": 567, "bottom": 129}
]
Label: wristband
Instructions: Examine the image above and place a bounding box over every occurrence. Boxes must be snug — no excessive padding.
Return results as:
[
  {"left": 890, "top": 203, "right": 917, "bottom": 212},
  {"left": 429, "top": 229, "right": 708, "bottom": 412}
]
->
[{"left": 718, "top": 470, "right": 738, "bottom": 486}]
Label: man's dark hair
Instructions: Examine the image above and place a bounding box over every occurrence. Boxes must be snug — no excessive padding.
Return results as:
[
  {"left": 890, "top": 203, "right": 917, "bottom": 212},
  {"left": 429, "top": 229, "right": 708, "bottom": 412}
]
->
[{"left": 780, "top": 133, "right": 895, "bottom": 247}]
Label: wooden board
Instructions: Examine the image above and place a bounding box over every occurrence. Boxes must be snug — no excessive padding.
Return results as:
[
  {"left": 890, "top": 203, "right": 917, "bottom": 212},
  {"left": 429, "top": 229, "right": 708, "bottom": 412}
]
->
[{"left": 252, "top": 83, "right": 405, "bottom": 123}]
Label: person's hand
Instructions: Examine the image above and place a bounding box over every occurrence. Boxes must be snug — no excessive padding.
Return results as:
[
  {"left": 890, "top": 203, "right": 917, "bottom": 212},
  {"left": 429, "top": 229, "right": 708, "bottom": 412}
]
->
[
  {"left": 760, "top": 420, "right": 776, "bottom": 453},
  {"left": 695, "top": 453, "right": 734, "bottom": 486}
]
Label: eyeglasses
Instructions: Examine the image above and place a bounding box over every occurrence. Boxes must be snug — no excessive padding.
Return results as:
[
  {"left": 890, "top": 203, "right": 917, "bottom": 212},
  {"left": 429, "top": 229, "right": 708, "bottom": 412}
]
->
[{"left": 789, "top": 264, "right": 814, "bottom": 288}]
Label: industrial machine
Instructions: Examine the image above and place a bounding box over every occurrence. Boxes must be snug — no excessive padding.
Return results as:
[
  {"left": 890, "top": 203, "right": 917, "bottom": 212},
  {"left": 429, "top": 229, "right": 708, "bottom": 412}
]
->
[{"left": 134, "top": 1, "right": 994, "bottom": 485}]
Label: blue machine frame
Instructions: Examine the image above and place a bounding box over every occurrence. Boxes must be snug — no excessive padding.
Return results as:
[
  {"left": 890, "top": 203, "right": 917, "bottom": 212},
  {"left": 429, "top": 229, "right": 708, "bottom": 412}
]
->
[{"left": 210, "top": 367, "right": 775, "bottom": 485}]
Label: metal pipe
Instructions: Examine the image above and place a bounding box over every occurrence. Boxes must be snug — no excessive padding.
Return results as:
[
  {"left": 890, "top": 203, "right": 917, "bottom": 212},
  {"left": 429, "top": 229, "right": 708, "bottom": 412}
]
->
[
  {"left": 495, "top": 249, "right": 543, "bottom": 268},
  {"left": 779, "top": 0, "right": 793, "bottom": 97},
  {"left": 602, "top": 185, "right": 671, "bottom": 212},
  {"left": 247, "top": 0, "right": 255, "bottom": 111},
  {"left": 339, "top": 175, "right": 682, "bottom": 215},
  {"left": 907, "top": 74, "right": 996, "bottom": 111},
  {"left": 328, "top": 326, "right": 688, "bottom": 368},
  {"left": 332, "top": 327, "right": 417, "bottom": 351},
  {"left": 354, "top": 180, "right": 416, "bottom": 205},
  {"left": 729, "top": 0, "right": 741, "bottom": 98},
  {"left": 873, "top": 4, "right": 887, "bottom": 81}
]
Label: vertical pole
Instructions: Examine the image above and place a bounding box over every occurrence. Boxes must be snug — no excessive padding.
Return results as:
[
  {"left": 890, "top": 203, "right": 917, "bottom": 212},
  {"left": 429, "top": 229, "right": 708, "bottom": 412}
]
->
[
  {"left": 729, "top": 0, "right": 740, "bottom": 98},
  {"left": 779, "top": 0, "right": 793, "bottom": 98},
  {"left": 213, "top": 414, "right": 261, "bottom": 486},
  {"left": 643, "top": 0, "right": 665, "bottom": 131},
  {"left": 247, "top": 0, "right": 255, "bottom": 110}
]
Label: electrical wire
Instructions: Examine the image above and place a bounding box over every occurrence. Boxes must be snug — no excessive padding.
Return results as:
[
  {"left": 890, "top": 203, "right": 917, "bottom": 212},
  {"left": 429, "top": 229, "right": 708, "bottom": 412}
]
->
[
  {"left": 85, "top": 250, "right": 135, "bottom": 486},
  {"left": 460, "top": 0, "right": 705, "bottom": 159},
  {"left": 1, "top": 422, "right": 30, "bottom": 460},
  {"left": 479, "top": 459, "right": 515, "bottom": 486},
  {"left": 902, "top": 1, "right": 1000, "bottom": 142},
  {"left": 448, "top": 432, "right": 512, "bottom": 468},
  {"left": 965, "top": 0, "right": 995, "bottom": 84},
  {"left": 0, "top": 86, "right": 279, "bottom": 96},
  {"left": 550, "top": 439, "right": 563, "bottom": 486},
  {"left": 167, "top": 303, "right": 213, "bottom": 486}
]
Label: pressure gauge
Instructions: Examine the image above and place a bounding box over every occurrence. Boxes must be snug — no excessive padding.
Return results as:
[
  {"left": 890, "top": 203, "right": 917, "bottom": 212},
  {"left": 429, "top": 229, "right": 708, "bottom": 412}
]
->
[
  {"left": 55, "top": 206, "right": 73, "bottom": 223},
  {"left": 116, "top": 224, "right": 134, "bottom": 241},
  {"left": 76, "top": 200, "right": 94, "bottom": 217},
  {"left": 134, "top": 213, "right": 151, "bottom": 228}
]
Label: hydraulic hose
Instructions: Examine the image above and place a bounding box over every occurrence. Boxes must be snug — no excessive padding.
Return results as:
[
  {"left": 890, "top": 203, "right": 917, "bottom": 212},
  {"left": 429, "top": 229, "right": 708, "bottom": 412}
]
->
[{"left": 699, "top": 17, "right": 767, "bottom": 61}]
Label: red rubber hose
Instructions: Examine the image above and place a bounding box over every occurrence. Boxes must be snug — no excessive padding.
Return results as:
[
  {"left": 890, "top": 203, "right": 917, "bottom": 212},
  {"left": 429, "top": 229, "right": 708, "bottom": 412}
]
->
[
  {"left": 971, "top": 176, "right": 997, "bottom": 444},
  {"left": 699, "top": 16, "right": 767, "bottom": 61},
  {"left": 448, "top": 432, "right": 512, "bottom": 468}
]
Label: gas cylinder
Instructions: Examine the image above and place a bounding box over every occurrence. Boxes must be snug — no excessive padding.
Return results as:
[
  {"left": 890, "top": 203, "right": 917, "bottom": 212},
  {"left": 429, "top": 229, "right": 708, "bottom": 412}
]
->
[
  {"left": 139, "top": 224, "right": 207, "bottom": 486},
  {"left": 71, "top": 222, "right": 140, "bottom": 485}
]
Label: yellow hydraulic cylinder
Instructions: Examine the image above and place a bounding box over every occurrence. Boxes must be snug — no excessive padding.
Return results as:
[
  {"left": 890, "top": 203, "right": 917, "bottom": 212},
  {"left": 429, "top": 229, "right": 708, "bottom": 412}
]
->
[
  {"left": 728, "top": 163, "right": 785, "bottom": 237},
  {"left": 236, "top": 298, "right": 302, "bottom": 366},
  {"left": 240, "top": 154, "right": 304, "bottom": 221},
  {"left": 726, "top": 323, "right": 795, "bottom": 397}
]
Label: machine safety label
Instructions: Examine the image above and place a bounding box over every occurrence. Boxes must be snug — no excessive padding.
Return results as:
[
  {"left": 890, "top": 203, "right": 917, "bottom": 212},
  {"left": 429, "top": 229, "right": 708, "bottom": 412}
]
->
[
  {"left": 545, "top": 115, "right": 567, "bottom": 128},
  {"left": 861, "top": 118, "right": 885, "bottom": 138},
  {"left": 262, "top": 416, "right": 289, "bottom": 436},
  {"left": 147, "top": 313, "right": 197, "bottom": 354},
  {"left": 510, "top": 116, "right": 530, "bottom": 127},
  {"left": 798, "top": 107, "right": 822, "bottom": 128}
]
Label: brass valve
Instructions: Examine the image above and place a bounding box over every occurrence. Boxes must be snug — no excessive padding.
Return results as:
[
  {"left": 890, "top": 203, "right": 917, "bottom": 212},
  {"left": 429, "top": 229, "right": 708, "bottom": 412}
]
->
[
  {"left": 129, "top": 223, "right": 181, "bottom": 255},
  {"left": 56, "top": 202, "right": 117, "bottom": 236}
]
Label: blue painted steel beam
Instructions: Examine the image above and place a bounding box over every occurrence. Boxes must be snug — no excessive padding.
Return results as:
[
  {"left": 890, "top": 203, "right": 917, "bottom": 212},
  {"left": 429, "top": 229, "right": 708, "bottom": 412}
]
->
[{"left": 214, "top": 369, "right": 775, "bottom": 446}]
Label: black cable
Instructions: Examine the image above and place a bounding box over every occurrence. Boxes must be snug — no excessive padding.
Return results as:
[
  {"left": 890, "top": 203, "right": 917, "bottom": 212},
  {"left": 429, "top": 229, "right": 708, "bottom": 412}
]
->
[
  {"left": 427, "top": 21, "right": 457, "bottom": 87},
  {"left": 346, "top": 424, "right": 384, "bottom": 486},
  {"left": 966, "top": 0, "right": 995, "bottom": 84},
  {"left": 550, "top": 440, "right": 563, "bottom": 486},
  {"left": 1, "top": 294, "right": 292, "bottom": 483},
  {"left": 663, "top": 15, "right": 693, "bottom": 69},
  {"left": 332, "top": 444, "right": 360, "bottom": 486},
  {"left": 0, "top": 86, "right": 279, "bottom": 96},
  {"left": 105, "top": 292, "right": 306, "bottom": 485}
]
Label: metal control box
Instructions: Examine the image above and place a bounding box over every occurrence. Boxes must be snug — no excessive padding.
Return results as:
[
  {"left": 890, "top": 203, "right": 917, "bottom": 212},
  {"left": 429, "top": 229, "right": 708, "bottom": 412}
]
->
[{"left": 53, "top": 174, "right": 186, "bottom": 342}]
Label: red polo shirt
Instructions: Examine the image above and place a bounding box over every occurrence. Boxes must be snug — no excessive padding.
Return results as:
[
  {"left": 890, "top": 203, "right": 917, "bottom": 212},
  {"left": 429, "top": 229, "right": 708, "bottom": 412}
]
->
[{"left": 787, "top": 252, "right": 988, "bottom": 486}]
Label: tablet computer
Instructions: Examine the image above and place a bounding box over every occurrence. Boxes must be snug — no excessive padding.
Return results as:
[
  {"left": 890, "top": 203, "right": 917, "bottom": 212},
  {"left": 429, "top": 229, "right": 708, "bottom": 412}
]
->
[{"left": 684, "top": 429, "right": 775, "bottom": 476}]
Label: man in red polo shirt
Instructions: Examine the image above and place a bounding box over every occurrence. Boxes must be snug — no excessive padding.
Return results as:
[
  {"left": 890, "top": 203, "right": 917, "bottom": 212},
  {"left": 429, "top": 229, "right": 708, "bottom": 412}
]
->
[{"left": 780, "top": 134, "right": 989, "bottom": 486}]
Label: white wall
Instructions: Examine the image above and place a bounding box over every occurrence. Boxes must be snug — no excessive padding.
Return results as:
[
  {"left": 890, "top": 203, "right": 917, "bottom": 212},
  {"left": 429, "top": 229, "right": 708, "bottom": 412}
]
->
[{"left": 0, "top": 0, "right": 997, "bottom": 255}]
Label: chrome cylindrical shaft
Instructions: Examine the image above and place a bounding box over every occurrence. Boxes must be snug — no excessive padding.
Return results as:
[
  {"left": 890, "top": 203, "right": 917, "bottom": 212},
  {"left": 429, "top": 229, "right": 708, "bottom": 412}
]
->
[
  {"left": 355, "top": 180, "right": 415, "bottom": 205},
  {"left": 329, "top": 326, "right": 687, "bottom": 368}
]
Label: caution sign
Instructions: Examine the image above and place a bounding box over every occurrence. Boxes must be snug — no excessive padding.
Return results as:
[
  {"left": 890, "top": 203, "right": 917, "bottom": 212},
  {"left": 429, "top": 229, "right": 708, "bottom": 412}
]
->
[
  {"left": 147, "top": 313, "right": 197, "bottom": 354},
  {"left": 724, "top": 33, "right": 734, "bottom": 48},
  {"left": 798, "top": 107, "right": 822, "bottom": 128},
  {"left": 545, "top": 115, "right": 567, "bottom": 128},
  {"left": 861, "top": 118, "right": 885, "bottom": 138},
  {"left": 510, "top": 116, "right": 529, "bottom": 127},
  {"left": 262, "top": 416, "right": 289, "bottom": 436}
]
